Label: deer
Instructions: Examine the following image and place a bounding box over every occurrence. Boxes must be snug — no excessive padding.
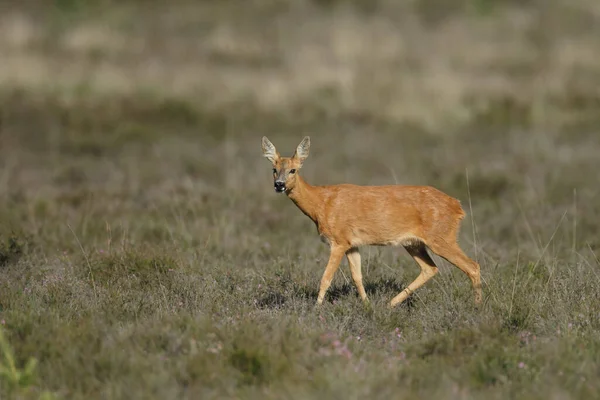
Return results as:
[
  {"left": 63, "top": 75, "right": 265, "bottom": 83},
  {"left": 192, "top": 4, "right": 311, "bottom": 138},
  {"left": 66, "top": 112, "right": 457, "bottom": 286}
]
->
[{"left": 261, "top": 136, "right": 482, "bottom": 308}]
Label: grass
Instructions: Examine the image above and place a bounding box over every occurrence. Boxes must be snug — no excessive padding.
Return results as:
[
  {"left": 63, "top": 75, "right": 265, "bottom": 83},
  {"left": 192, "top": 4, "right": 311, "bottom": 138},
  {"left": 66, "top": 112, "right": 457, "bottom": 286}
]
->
[{"left": 1, "top": 0, "right": 600, "bottom": 398}]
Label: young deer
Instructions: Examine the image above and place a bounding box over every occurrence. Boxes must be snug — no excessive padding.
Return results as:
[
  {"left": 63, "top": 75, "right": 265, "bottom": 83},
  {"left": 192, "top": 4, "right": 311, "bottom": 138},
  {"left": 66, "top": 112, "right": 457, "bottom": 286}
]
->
[{"left": 261, "top": 136, "right": 482, "bottom": 307}]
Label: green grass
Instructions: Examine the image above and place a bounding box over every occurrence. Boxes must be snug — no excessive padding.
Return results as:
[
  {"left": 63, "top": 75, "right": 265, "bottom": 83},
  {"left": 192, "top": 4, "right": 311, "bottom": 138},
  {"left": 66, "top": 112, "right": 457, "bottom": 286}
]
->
[{"left": 1, "top": 1, "right": 600, "bottom": 398}]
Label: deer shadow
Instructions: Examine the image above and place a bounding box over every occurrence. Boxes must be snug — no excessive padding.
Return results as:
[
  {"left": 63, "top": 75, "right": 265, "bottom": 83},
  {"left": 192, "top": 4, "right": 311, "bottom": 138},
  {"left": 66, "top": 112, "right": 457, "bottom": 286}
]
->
[
  {"left": 256, "top": 275, "right": 420, "bottom": 310},
  {"left": 290, "top": 276, "right": 417, "bottom": 309}
]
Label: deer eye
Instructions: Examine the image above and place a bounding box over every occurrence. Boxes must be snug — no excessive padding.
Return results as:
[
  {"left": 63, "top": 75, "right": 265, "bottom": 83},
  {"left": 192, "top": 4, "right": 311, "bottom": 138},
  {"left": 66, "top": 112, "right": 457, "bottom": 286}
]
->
[
  {"left": 290, "top": 169, "right": 296, "bottom": 174},
  {"left": 272, "top": 168, "right": 277, "bottom": 174}
]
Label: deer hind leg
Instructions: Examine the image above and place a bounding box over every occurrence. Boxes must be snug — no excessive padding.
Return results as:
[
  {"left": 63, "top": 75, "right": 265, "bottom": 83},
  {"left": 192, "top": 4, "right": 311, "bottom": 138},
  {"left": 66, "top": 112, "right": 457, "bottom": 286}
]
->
[
  {"left": 428, "top": 240, "right": 482, "bottom": 304},
  {"left": 390, "top": 244, "right": 439, "bottom": 307},
  {"left": 346, "top": 247, "right": 368, "bottom": 302},
  {"left": 317, "top": 244, "right": 347, "bottom": 305}
]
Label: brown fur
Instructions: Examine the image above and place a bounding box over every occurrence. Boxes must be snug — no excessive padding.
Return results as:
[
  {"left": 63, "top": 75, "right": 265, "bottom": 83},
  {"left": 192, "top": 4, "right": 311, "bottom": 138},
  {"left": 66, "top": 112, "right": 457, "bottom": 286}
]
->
[{"left": 262, "top": 136, "right": 481, "bottom": 307}]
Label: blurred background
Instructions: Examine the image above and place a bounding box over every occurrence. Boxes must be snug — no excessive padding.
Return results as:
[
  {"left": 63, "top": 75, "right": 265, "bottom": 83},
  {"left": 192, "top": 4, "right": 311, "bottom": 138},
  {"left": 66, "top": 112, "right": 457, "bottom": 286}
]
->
[{"left": 2, "top": 0, "right": 600, "bottom": 125}]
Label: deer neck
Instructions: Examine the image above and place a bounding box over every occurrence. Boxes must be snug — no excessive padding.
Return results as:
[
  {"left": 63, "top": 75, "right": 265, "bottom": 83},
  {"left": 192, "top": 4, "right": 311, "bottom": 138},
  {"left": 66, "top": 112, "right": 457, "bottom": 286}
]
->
[{"left": 287, "top": 176, "right": 322, "bottom": 224}]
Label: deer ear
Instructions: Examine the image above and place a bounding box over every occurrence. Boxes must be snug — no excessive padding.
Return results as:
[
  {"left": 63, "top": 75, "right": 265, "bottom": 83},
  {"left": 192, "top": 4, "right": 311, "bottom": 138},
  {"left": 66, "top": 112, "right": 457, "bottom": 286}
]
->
[
  {"left": 262, "top": 136, "right": 279, "bottom": 165},
  {"left": 293, "top": 136, "right": 310, "bottom": 164}
]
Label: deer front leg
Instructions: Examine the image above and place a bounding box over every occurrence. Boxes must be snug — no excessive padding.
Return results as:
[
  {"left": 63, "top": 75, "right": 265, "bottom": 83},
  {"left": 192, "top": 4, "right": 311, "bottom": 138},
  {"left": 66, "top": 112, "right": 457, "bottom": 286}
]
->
[
  {"left": 346, "top": 247, "right": 368, "bottom": 302},
  {"left": 316, "top": 245, "right": 346, "bottom": 305}
]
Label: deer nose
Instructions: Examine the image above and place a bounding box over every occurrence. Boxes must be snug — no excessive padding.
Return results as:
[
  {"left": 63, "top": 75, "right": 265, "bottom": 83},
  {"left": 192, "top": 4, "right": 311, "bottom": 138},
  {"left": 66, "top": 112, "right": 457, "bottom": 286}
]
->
[{"left": 274, "top": 181, "right": 286, "bottom": 192}]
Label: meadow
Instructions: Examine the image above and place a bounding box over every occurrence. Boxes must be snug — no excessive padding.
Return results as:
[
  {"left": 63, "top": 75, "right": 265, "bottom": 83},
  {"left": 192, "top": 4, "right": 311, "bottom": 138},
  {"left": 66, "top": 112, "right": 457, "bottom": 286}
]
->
[{"left": 1, "top": 0, "right": 599, "bottom": 398}]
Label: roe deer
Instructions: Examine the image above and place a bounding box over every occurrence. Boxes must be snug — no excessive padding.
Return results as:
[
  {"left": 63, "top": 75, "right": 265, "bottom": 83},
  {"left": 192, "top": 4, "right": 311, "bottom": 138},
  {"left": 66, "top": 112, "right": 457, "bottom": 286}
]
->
[{"left": 261, "top": 136, "right": 482, "bottom": 307}]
